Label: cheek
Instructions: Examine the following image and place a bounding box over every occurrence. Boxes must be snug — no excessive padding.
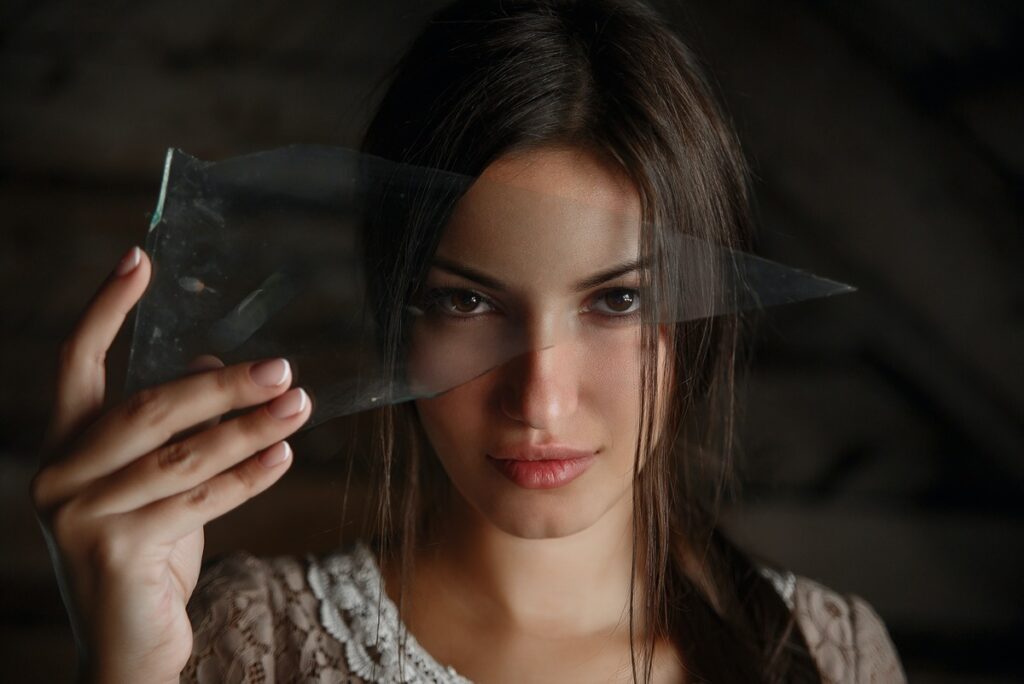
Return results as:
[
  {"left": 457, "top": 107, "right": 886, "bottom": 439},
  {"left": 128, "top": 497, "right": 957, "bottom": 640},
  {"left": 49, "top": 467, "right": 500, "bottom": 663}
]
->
[
  {"left": 413, "top": 377, "right": 491, "bottom": 463},
  {"left": 582, "top": 326, "right": 674, "bottom": 456},
  {"left": 405, "top": 319, "right": 523, "bottom": 396},
  {"left": 571, "top": 328, "right": 646, "bottom": 473},
  {"left": 580, "top": 323, "right": 666, "bottom": 401},
  {"left": 412, "top": 326, "right": 669, "bottom": 470}
]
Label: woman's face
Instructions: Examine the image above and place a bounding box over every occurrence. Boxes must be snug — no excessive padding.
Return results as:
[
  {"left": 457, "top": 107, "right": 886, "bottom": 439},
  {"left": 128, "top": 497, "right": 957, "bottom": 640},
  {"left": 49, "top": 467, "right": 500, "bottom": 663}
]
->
[{"left": 408, "top": 147, "right": 672, "bottom": 539}]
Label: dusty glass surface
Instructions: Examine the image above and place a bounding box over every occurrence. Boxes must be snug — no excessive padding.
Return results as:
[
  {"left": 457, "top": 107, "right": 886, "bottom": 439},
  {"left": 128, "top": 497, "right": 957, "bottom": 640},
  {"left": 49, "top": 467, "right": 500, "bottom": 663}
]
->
[{"left": 126, "top": 146, "right": 853, "bottom": 430}]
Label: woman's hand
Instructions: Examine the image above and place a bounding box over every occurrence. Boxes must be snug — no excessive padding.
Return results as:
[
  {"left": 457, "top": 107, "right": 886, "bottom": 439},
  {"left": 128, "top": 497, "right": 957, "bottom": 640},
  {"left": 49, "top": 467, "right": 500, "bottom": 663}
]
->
[{"left": 30, "top": 246, "right": 312, "bottom": 683}]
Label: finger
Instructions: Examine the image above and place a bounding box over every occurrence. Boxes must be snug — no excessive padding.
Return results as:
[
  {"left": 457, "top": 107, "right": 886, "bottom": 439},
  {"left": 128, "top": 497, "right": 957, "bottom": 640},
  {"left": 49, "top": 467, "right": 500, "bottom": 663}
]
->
[
  {"left": 130, "top": 440, "right": 294, "bottom": 544},
  {"left": 85, "top": 387, "right": 310, "bottom": 515},
  {"left": 186, "top": 355, "right": 226, "bottom": 374},
  {"left": 170, "top": 355, "right": 227, "bottom": 442},
  {"left": 43, "top": 246, "right": 151, "bottom": 456},
  {"left": 47, "top": 358, "right": 295, "bottom": 502}
]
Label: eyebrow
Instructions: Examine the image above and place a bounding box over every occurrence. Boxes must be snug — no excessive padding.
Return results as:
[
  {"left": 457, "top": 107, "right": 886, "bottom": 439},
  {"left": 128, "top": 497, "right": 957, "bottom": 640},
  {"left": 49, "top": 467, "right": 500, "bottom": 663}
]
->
[{"left": 430, "top": 256, "right": 647, "bottom": 293}]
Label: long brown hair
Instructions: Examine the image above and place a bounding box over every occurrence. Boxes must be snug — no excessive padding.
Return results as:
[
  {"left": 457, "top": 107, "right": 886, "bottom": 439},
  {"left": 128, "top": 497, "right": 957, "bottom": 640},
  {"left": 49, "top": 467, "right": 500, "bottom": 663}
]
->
[{"left": 358, "top": 0, "right": 822, "bottom": 681}]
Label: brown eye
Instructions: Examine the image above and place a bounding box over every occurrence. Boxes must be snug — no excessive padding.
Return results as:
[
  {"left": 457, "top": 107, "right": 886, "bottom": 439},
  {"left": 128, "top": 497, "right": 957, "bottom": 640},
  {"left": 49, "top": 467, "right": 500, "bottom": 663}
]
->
[
  {"left": 450, "top": 291, "right": 483, "bottom": 314},
  {"left": 593, "top": 288, "right": 639, "bottom": 315},
  {"left": 420, "top": 287, "right": 495, "bottom": 318},
  {"left": 607, "top": 290, "right": 634, "bottom": 312}
]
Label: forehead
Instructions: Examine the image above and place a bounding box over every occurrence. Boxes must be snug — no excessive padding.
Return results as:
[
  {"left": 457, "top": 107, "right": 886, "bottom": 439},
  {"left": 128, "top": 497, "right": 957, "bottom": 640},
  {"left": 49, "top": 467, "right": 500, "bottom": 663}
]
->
[
  {"left": 478, "top": 147, "right": 640, "bottom": 211},
  {"left": 438, "top": 147, "right": 642, "bottom": 283}
]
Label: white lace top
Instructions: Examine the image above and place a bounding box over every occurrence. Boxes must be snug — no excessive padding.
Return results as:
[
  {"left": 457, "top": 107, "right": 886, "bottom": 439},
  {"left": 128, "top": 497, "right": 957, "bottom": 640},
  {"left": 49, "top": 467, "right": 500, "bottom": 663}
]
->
[{"left": 181, "top": 542, "right": 906, "bottom": 683}]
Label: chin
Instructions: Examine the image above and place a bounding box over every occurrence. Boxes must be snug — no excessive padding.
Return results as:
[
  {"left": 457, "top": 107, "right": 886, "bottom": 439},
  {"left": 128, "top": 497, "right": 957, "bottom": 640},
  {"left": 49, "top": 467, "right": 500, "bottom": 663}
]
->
[{"left": 476, "top": 490, "right": 610, "bottom": 540}]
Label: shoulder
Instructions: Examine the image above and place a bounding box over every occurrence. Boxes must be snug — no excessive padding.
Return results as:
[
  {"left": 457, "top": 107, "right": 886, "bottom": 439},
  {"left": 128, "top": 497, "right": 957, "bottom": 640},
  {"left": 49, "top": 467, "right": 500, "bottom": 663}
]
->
[
  {"left": 181, "top": 551, "right": 350, "bottom": 683},
  {"left": 783, "top": 572, "right": 907, "bottom": 684}
]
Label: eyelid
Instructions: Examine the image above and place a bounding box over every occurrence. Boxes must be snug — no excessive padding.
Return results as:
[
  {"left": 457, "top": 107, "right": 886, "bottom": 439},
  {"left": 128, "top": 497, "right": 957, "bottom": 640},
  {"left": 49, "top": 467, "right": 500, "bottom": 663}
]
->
[
  {"left": 422, "top": 286, "right": 498, "bottom": 317},
  {"left": 422, "top": 281, "right": 640, "bottom": 317},
  {"left": 585, "top": 286, "right": 642, "bottom": 316}
]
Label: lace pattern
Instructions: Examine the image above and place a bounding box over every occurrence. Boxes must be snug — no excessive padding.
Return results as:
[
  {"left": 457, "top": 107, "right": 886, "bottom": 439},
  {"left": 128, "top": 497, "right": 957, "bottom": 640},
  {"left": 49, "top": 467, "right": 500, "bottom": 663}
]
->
[
  {"left": 759, "top": 565, "right": 797, "bottom": 610},
  {"left": 181, "top": 552, "right": 354, "bottom": 683},
  {"left": 182, "top": 543, "right": 906, "bottom": 683},
  {"left": 792, "top": 576, "right": 906, "bottom": 683},
  {"left": 307, "top": 543, "right": 470, "bottom": 684}
]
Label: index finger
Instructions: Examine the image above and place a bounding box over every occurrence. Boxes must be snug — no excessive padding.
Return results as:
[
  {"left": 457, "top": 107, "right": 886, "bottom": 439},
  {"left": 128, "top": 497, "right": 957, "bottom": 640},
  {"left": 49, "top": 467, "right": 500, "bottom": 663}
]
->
[
  {"left": 43, "top": 246, "right": 151, "bottom": 457},
  {"left": 51, "top": 357, "right": 298, "bottom": 497}
]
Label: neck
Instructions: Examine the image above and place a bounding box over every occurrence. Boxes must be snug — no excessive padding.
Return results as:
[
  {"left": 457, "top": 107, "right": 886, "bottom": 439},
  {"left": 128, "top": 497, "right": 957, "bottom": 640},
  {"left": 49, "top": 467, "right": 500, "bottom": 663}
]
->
[{"left": 410, "top": 490, "right": 639, "bottom": 637}]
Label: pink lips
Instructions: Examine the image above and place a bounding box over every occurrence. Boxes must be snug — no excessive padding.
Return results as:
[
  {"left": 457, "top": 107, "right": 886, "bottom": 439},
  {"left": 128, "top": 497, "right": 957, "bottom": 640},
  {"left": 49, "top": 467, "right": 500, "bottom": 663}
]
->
[{"left": 486, "top": 444, "right": 597, "bottom": 489}]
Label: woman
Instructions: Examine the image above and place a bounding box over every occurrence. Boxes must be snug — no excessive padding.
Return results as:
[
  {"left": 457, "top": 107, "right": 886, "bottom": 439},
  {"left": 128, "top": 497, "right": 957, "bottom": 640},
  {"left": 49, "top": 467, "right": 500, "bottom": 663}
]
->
[{"left": 31, "top": 0, "right": 905, "bottom": 682}]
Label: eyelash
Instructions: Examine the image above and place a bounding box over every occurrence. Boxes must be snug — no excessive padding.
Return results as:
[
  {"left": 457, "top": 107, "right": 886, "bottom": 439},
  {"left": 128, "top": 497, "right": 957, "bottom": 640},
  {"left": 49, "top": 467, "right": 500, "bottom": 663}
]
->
[{"left": 417, "top": 286, "right": 642, "bottom": 323}]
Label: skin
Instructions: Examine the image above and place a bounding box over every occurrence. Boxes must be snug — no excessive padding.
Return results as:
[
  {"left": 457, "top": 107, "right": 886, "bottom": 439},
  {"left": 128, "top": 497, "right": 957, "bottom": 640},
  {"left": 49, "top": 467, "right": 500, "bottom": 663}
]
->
[
  {"left": 390, "top": 147, "right": 684, "bottom": 683},
  {"left": 32, "top": 145, "right": 682, "bottom": 683},
  {"left": 31, "top": 248, "right": 312, "bottom": 683}
]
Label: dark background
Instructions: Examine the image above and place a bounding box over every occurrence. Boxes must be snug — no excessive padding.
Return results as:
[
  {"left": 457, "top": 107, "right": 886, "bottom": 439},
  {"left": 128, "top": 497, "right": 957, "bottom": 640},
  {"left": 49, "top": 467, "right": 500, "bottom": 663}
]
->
[{"left": 1, "top": 1, "right": 1022, "bottom": 681}]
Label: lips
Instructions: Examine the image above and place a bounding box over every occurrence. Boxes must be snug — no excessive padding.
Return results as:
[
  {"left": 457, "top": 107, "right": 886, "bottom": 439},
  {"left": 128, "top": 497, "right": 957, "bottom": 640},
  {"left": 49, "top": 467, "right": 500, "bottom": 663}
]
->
[
  {"left": 489, "top": 444, "right": 596, "bottom": 462},
  {"left": 486, "top": 443, "right": 597, "bottom": 489}
]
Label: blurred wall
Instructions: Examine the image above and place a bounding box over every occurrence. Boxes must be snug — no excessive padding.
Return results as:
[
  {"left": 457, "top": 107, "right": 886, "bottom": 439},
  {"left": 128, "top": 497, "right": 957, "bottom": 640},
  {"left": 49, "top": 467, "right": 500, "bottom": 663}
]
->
[{"left": 1, "top": 1, "right": 1021, "bottom": 681}]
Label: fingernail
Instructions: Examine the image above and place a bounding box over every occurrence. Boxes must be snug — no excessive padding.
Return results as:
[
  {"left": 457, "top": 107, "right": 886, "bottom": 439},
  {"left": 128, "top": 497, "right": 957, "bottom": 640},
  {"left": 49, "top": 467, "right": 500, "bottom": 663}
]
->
[
  {"left": 250, "top": 358, "right": 290, "bottom": 387},
  {"left": 259, "top": 441, "right": 292, "bottom": 468},
  {"left": 115, "top": 246, "right": 141, "bottom": 276},
  {"left": 268, "top": 388, "right": 308, "bottom": 419}
]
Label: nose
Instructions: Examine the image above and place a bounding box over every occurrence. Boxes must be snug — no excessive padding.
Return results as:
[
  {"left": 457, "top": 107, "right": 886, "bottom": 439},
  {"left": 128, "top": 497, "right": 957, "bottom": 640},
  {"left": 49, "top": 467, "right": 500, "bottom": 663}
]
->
[{"left": 498, "top": 342, "right": 579, "bottom": 430}]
